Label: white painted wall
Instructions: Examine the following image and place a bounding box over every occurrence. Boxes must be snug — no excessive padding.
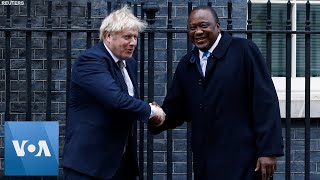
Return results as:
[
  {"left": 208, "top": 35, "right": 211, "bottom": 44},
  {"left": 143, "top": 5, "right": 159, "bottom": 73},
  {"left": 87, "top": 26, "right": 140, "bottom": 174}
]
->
[{"left": 273, "top": 77, "right": 320, "bottom": 118}]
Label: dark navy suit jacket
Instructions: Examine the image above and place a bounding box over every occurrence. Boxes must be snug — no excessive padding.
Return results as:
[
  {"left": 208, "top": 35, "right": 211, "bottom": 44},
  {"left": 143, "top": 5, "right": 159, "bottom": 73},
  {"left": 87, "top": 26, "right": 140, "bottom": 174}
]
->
[
  {"left": 149, "top": 32, "right": 284, "bottom": 179},
  {"left": 63, "top": 42, "right": 150, "bottom": 179}
]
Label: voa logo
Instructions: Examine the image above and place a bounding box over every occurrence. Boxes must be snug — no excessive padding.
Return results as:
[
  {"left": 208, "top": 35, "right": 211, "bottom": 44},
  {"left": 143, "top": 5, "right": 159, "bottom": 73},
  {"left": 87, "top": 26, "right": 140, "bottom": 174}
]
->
[
  {"left": 5, "top": 121, "right": 59, "bottom": 176},
  {"left": 12, "top": 140, "right": 51, "bottom": 157}
]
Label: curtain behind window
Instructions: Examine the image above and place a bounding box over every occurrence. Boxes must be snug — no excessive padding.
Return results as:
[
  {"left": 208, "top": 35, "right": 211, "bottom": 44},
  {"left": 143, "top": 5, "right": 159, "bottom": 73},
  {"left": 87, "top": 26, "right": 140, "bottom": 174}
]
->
[{"left": 251, "top": 3, "right": 320, "bottom": 77}]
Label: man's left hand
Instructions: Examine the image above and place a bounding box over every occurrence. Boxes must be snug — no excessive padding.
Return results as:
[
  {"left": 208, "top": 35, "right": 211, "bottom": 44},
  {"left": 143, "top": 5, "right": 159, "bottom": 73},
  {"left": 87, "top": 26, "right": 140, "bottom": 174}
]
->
[{"left": 255, "top": 156, "right": 277, "bottom": 180}]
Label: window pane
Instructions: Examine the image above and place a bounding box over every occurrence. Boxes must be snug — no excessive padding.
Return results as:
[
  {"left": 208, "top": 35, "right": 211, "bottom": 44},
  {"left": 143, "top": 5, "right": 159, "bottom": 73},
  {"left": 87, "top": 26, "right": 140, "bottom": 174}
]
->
[
  {"left": 296, "top": 4, "right": 320, "bottom": 77},
  {"left": 252, "top": 4, "right": 287, "bottom": 76}
]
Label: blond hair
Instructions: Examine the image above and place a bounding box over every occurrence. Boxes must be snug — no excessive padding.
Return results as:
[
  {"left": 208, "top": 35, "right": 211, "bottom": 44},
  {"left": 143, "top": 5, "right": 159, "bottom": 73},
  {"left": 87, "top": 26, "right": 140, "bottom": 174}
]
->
[{"left": 99, "top": 5, "right": 147, "bottom": 40}]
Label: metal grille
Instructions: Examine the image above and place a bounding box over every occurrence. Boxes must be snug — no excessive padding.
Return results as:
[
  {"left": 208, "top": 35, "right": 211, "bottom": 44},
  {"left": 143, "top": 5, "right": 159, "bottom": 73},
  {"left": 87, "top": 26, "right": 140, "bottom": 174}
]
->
[{"left": 0, "top": 0, "right": 319, "bottom": 179}]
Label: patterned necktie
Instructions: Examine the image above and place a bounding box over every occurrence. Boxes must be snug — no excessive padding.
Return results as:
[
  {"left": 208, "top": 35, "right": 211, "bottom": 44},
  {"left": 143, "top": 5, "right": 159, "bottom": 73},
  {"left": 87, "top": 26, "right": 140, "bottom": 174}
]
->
[
  {"left": 201, "top": 51, "right": 210, "bottom": 76},
  {"left": 117, "top": 60, "right": 126, "bottom": 81},
  {"left": 117, "top": 60, "right": 135, "bottom": 97}
]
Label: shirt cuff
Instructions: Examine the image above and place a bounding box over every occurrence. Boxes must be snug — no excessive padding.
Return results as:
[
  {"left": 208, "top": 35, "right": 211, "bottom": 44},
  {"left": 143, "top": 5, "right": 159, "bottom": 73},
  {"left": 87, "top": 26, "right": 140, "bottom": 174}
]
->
[{"left": 149, "top": 104, "right": 157, "bottom": 119}]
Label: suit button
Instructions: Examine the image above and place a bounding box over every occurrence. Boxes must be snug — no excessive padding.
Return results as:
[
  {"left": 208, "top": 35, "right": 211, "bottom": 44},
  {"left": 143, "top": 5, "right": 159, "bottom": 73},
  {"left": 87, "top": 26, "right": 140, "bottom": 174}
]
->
[
  {"left": 198, "top": 79, "right": 202, "bottom": 85},
  {"left": 199, "top": 104, "right": 203, "bottom": 109}
]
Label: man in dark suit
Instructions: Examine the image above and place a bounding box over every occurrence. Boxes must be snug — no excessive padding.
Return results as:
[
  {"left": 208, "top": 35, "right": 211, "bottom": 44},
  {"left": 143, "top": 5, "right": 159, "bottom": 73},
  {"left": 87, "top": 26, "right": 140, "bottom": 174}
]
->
[
  {"left": 149, "top": 5, "right": 284, "bottom": 180},
  {"left": 62, "top": 5, "right": 165, "bottom": 180}
]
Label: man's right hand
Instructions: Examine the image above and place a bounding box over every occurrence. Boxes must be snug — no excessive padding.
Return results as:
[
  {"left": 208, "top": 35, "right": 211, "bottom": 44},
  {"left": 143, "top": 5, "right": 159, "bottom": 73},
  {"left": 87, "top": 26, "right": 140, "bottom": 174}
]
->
[{"left": 149, "top": 104, "right": 165, "bottom": 127}]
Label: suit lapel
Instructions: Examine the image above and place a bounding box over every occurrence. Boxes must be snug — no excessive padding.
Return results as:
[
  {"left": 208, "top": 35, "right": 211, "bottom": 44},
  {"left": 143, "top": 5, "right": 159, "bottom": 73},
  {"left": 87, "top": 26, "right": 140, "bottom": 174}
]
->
[
  {"left": 98, "top": 42, "right": 129, "bottom": 94},
  {"left": 205, "top": 32, "right": 233, "bottom": 78},
  {"left": 114, "top": 63, "right": 128, "bottom": 94},
  {"left": 205, "top": 55, "right": 216, "bottom": 78}
]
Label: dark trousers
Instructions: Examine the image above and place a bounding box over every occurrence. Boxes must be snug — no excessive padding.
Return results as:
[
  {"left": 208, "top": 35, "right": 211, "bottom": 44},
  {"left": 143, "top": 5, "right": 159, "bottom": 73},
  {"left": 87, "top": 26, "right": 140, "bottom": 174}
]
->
[
  {"left": 64, "top": 153, "right": 137, "bottom": 180},
  {"left": 112, "top": 152, "right": 137, "bottom": 180},
  {"left": 192, "top": 153, "right": 274, "bottom": 180},
  {"left": 64, "top": 168, "right": 97, "bottom": 180},
  {"left": 193, "top": 153, "right": 206, "bottom": 180}
]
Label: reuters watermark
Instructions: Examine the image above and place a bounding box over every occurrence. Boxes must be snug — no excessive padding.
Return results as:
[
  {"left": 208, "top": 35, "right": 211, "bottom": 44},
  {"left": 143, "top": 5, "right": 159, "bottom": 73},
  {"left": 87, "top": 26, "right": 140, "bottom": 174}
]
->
[{"left": 1, "top": 1, "right": 24, "bottom": 5}]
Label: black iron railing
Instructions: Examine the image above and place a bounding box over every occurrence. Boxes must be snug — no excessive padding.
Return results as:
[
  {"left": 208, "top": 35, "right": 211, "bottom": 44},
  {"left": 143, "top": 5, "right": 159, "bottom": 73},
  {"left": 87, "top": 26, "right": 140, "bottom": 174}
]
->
[{"left": 0, "top": 0, "right": 318, "bottom": 179}]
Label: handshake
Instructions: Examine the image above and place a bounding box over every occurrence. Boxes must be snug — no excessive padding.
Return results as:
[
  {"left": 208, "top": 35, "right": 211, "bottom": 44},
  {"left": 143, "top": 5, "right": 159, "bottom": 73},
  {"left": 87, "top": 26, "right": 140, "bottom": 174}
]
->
[{"left": 149, "top": 102, "right": 166, "bottom": 127}]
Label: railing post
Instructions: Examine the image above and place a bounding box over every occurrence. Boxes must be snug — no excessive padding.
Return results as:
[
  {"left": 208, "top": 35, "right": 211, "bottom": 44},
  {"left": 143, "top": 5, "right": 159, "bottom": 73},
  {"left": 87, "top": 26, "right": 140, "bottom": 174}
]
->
[
  {"left": 132, "top": 1, "right": 139, "bottom": 179},
  {"left": 143, "top": 1, "right": 159, "bottom": 179},
  {"left": 86, "top": 1, "right": 92, "bottom": 49},
  {"left": 285, "top": 1, "right": 292, "bottom": 180},
  {"left": 26, "top": 0, "right": 32, "bottom": 121},
  {"left": 139, "top": 2, "right": 145, "bottom": 179},
  {"left": 107, "top": 1, "right": 112, "bottom": 14},
  {"left": 115, "top": 0, "right": 122, "bottom": 9},
  {"left": 5, "top": 4, "right": 11, "bottom": 122},
  {"left": 46, "top": 0, "right": 53, "bottom": 121},
  {"left": 247, "top": 0, "right": 252, "bottom": 40},
  {"left": 266, "top": 0, "right": 272, "bottom": 73},
  {"left": 66, "top": 1, "right": 72, "bottom": 121},
  {"left": 227, "top": 0, "right": 233, "bottom": 35},
  {"left": 187, "top": 2, "right": 193, "bottom": 179},
  {"left": 304, "top": 1, "right": 311, "bottom": 180},
  {"left": 166, "top": 2, "right": 173, "bottom": 180}
]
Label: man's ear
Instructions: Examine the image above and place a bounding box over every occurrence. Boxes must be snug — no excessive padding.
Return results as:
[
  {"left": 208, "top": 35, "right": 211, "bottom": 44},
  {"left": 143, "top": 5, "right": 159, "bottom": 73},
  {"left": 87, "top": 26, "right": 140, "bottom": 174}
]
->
[
  {"left": 216, "top": 22, "right": 221, "bottom": 33},
  {"left": 104, "top": 32, "right": 111, "bottom": 43}
]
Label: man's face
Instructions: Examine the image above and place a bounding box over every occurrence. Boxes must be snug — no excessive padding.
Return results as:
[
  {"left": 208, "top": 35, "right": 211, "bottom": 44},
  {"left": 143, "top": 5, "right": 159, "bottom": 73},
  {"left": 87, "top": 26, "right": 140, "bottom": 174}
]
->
[
  {"left": 188, "top": 9, "right": 220, "bottom": 51},
  {"left": 105, "top": 28, "right": 138, "bottom": 60}
]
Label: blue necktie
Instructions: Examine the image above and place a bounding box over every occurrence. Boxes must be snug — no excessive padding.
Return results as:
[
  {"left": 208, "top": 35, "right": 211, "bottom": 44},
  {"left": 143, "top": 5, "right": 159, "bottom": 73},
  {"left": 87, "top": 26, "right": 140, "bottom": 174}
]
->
[{"left": 201, "top": 51, "right": 210, "bottom": 76}]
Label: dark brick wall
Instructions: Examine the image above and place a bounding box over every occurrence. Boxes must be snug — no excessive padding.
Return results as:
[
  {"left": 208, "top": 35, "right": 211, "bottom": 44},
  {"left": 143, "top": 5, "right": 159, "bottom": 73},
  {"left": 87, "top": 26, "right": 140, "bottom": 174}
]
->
[{"left": 0, "top": 0, "right": 319, "bottom": 179}]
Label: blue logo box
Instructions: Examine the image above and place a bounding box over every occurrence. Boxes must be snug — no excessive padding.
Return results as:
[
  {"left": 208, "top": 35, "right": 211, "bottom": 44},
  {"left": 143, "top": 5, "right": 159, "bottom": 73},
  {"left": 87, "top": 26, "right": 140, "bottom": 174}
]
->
[{"left": 5, "top": 121, "right": 59, "bottom": 176}]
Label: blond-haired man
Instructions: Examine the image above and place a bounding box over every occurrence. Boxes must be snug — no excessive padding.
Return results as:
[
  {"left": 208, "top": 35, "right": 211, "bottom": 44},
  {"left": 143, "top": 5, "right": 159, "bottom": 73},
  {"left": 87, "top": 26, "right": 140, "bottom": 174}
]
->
[{"left": 63, "top": 6, "right": 165, "bottom": 180}]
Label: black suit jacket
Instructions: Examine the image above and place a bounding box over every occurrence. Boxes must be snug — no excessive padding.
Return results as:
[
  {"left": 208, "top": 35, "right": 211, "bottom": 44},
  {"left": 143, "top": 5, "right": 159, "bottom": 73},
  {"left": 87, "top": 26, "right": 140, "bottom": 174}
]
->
[{"left": 149, "top": 32, "right": 284, "bottom": 179}]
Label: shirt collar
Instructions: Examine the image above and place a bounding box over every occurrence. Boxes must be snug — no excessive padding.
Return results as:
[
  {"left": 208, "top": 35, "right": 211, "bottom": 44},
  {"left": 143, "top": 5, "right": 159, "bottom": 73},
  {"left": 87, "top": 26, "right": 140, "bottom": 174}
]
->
[
  {"left": 199, "top": 33, "right": 222, "bottom": 58},
  {"left": 103, "top": 42, "right": 126, "bottom": 67}
]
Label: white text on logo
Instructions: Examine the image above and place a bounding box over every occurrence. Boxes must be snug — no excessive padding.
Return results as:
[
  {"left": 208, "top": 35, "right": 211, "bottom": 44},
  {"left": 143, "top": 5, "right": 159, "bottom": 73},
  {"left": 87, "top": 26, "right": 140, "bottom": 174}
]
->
[{"left": 12, "top": 140, "right": 51, "bottom": 157}]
